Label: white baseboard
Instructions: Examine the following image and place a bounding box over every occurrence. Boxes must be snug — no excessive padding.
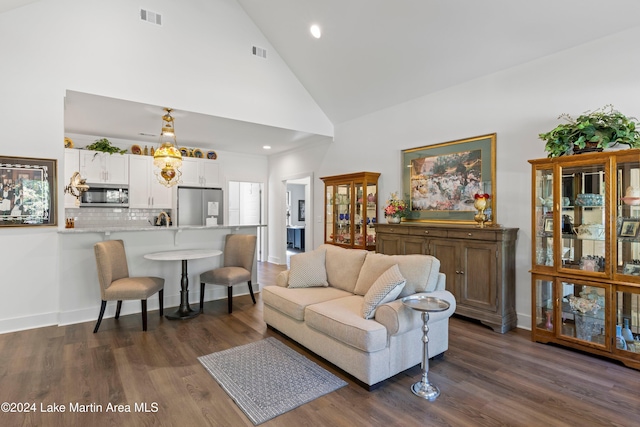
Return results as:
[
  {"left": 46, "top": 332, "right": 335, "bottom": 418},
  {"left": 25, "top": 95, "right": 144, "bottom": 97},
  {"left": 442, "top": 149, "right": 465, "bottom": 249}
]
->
[{"left": 5, "top": 285, "right": 262, "bottom": 331}]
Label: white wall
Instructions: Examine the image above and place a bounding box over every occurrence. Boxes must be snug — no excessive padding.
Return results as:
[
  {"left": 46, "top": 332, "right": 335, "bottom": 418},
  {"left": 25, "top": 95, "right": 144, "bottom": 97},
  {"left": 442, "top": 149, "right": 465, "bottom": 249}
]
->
[
  {"left": 267, "top": 139, "right": 331, "bottom": 264},
  {"left": 269, "top": 26, "right": 640, "bottom": 330},
  {"left": 0, "top": 0, "right": 330, "bottom": 333}
]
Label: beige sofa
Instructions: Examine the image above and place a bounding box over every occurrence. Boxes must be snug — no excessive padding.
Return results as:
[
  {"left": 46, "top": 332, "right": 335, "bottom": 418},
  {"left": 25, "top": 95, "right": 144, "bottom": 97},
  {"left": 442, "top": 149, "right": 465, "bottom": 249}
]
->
[{"left": 263, "top": 244, "right": 456, "bottom": 389}]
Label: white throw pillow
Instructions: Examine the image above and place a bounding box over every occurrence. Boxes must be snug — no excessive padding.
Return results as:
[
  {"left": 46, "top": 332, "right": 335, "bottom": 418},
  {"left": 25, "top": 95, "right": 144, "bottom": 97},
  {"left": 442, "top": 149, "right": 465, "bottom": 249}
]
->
[
  {"left": 288, "top": 247, "right": 328, "bottom": 288},
  {"left": 362, "top": 264, "right": 406, "bottom": 319}
]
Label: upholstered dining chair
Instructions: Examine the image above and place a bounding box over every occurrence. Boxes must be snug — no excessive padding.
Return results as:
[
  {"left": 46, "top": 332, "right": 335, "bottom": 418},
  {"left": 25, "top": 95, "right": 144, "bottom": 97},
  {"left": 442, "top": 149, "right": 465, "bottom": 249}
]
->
[
  {"left": 199, "top": 234, "right": 257, "bottom": 314},
  {"left": 93, "top": 239, "right": 164, "bottom": 333}
]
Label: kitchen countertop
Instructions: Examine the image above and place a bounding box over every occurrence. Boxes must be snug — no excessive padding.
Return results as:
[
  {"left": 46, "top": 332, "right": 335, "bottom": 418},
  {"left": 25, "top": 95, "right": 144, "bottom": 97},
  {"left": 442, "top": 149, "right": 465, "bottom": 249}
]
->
[{"left": 58, "top": 224, "right": 266, "bottom": 234}]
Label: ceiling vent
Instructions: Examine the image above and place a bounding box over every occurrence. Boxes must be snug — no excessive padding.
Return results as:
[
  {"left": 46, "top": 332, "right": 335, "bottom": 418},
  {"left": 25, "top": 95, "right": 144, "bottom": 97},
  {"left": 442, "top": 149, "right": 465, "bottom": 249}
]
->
[
  {"left": 140, "top": 9, "right": 162, "bottom": 25},
  {"left": 252, "top": 46, "right": 267, "bottom": 59}
]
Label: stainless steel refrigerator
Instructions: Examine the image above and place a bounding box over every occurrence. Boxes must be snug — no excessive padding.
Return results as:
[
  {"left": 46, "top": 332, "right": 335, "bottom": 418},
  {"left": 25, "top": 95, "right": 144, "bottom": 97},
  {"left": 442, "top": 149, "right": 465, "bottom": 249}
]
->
[{"left": 177, "top": 187, "right": 224, "bottom": 226}]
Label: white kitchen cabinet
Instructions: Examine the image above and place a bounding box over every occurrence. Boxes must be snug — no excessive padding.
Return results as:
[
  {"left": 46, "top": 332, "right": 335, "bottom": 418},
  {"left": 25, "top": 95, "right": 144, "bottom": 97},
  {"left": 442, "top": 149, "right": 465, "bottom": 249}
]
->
[
  {"left": 79, "top": 150, "right": 129, "bottom": 184},
  {"left": 63, "top": 149, "right": 80, "bottom": 208},
  {"left": 128, "top": 155, "right": 172, "bottom": 209},
  {"left": 180, "top": 157, "right": 220, "bottom": 187}
]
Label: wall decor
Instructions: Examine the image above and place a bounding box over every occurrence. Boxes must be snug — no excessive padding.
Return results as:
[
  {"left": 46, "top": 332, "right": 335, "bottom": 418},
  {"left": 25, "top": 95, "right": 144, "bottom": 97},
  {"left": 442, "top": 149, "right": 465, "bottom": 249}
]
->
[
  {"left": 619, "top": 218, "right": 640, "bottom": 238},
  {"left": 402, "top": 133, "right": 496, "bottom": 223},
  {"left": 298, "top": 200, "right": 305, "bottom": 221},
  {"left": 0, "top": 156, "right": 57, "bottom": 227}
]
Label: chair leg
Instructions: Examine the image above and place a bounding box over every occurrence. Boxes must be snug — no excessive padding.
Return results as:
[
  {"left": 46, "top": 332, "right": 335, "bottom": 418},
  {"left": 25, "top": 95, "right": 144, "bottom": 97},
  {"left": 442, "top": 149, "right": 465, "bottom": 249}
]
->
[
  {"left": 115, "top": 301, "right": 123, "bottom": 319},
  {"left": 141, "top": 299, "right": 148, "bottom": 331},
  {"left": 228, "top": 286, "right": 233, "bottom": 314},
  {"left": 159, "top": 289, "right": 164, "bottom": 316},
  {"left": 200, "top": 282, "right": 206, "bottom": 314},
  {"left": 93, "top": 300, "right": 107, "bottom": 333},
  {"left": 248, "top": 280, "right": 256, "bottom": 304}
]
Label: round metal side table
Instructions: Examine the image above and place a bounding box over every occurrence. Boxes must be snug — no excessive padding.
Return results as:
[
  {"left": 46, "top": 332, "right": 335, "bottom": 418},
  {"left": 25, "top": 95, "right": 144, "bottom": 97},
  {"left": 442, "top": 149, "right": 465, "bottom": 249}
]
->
[{"left": 401, "top": 295, "right": 451, "bottom": 401}]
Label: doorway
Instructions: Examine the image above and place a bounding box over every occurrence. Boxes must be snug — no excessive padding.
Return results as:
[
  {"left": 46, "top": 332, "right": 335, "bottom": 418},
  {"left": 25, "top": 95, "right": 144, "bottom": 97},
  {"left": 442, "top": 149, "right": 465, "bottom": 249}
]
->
[{"left": 285, "top": 176, "right": 311, "bottom": 265}]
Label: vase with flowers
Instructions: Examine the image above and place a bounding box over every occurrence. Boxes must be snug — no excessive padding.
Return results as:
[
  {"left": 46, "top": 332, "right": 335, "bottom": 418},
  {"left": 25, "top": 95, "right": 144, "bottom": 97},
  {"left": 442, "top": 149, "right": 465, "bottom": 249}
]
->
[
  {"left": 567, "top": 292, "right": 603, "bottom": 341},
  {"left": 384, "top": 192, "right": 408, "bottom": 224}
]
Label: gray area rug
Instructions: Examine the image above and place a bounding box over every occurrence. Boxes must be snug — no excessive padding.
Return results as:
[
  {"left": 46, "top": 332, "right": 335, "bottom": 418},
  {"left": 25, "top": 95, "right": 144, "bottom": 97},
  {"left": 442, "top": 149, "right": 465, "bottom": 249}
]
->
[{"left": 198, "top": 337, "right": 347, "bottom": 425}]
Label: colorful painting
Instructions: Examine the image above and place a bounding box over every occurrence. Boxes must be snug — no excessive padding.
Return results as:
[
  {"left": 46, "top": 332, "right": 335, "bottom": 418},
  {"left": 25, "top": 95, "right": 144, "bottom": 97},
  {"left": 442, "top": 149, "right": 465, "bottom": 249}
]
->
[
  {"left": 402, "top": 134, "right": 496, "bottom": 223},
  {"left": 409, "top": 149, "right": 483, "bottom": 212}
]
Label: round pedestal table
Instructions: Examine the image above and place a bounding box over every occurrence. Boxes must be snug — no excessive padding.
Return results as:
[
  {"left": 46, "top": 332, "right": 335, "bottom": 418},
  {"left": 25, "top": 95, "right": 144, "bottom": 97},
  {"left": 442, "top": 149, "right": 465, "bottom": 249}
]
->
[
  {"left": 401, "top": 295, "right": 451, "bottom": 401},
  {"left": 144, "top": 248, "right": 222, "bottom": 320}
]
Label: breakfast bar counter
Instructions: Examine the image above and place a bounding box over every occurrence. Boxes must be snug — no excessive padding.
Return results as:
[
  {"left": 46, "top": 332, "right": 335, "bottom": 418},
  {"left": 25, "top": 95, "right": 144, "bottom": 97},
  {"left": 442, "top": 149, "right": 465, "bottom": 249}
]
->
[{"left": 57, "top": 224, "right": 264, "bottom": 327}]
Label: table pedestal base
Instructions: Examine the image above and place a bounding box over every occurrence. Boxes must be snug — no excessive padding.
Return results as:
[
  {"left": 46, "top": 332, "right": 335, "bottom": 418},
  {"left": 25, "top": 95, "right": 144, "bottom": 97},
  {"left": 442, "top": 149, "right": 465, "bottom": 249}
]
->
[
  {"left": 165, "top": 296, "right": 199, "bottom": 320},
  {"left": 411, "top": 380, "right": 440, "bottom": 401},
  {"left": 165, "top": 259, "right": 200, "bottom": 320}
]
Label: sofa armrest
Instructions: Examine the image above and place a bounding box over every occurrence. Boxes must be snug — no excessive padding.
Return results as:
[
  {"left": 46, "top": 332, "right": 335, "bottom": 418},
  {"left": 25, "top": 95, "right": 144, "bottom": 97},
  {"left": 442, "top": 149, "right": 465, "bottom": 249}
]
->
[
  {"left": 434, "top": 272, "right": 446, "bottom": 291},
  {"left": 276, "top": 270, "right": 290, "bottom": 287},
  {"left": 374, "top": 290, "right": 456, "bottom": 336}
]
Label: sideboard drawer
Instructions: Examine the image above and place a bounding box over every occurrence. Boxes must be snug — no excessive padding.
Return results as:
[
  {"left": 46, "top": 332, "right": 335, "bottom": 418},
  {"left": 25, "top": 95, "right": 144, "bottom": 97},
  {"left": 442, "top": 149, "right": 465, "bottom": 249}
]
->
[
  {"left": 408, "top": 228, "right": 448, "bottom": 238},
  {"left": 448, "top": 230, "right": 498, "bottom": 241},
  {"left": 376, "top": 224, "right": 409, "bottom": 234}
]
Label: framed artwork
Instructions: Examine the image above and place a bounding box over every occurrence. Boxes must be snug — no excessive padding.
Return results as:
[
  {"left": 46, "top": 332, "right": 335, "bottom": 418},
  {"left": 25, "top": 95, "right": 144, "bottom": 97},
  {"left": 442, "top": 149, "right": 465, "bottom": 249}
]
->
[
  {"left": 402, "top": 133, "right": 496, "bottom": 223},
  {"left": 298, "top": 200, "right": 305, "bottom": 221},
  {"left": 623, "top": 262, "right": 640, "bottom": 276},
  {"left": 619, "top": 219, "right": 640, "bottom": 238},
  {"left": 0, "top": 156, "right": 57, "bottom": 227},
  {"left": 544, "top": 218, "right": 554, "bottom": 233}
]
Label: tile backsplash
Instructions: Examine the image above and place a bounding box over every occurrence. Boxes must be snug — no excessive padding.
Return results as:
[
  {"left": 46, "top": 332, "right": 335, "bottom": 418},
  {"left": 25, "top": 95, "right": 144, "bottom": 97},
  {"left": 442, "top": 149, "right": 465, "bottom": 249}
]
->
[{"left": 65, "top": 208, "right": 172, "bottom": 228}]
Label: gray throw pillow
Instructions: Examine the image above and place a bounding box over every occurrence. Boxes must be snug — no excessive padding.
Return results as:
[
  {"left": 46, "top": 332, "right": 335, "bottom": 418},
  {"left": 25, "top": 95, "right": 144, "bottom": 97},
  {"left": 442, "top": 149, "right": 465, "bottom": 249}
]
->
[{"left": 288, "top": 247, "right": 328, "bottom": 288}]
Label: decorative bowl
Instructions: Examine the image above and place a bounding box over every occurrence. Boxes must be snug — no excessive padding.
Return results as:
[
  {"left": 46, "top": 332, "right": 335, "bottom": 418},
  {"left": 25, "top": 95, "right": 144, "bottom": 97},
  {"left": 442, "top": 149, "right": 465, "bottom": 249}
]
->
[{"left": 621, "top": 197, "right": 640, "bottom": 206}]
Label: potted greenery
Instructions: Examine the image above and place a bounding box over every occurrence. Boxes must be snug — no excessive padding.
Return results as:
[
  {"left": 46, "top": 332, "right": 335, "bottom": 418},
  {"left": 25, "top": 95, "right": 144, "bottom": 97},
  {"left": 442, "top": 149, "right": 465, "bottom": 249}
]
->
[
  {"left": 84, "top": 138, "right": 127, "bottom": 155},
  {"left": 539, "top": 105, "right": 640, "bottom": 158}
]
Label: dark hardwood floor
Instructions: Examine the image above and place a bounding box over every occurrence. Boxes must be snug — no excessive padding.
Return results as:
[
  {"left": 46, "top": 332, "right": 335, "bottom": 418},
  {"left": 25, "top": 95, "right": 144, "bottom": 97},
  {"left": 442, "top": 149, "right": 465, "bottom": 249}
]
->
[{"left": 1, "top": 261, "right": 639, "bottom": 426}]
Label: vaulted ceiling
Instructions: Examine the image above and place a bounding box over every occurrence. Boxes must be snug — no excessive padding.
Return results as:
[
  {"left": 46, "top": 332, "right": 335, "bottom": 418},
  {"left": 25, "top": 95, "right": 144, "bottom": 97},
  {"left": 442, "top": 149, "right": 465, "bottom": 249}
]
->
[
  {"left": 5, "top": 0, "right": 640, "bottom": 154},
  {"left": 237, "top": 0, "right": 640, "bottom": 124}
]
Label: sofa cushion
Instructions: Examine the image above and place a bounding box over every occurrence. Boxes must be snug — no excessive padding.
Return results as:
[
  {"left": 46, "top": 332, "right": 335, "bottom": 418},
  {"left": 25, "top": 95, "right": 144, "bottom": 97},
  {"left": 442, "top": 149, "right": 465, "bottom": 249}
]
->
[
  {"left": 262, "top": 285, "right": 352, "bottom": 321},
  {"left": 353, "top": 253, "right": 441, "bottom": 297},
  {"left": 288, "top": 247, "right": 328, "bottom": 288},
  {"left": 321, "top": 244, "right": 368, "bottom": 293},
  {"left": 305, "top": 296, "right": 388, "bottom": 353},
  {"left": 362, "top": 264, "right": 406, "bottom": 319}
]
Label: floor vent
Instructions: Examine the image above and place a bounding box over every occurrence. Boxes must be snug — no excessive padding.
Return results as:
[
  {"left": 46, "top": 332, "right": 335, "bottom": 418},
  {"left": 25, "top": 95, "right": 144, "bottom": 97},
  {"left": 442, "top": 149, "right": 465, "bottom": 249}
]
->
[
  {"left": 140, "top": 9, "right": 162, "bottom": 25},
  {"left": 252, "top": 46, "right": 267, "bottom": 59}
]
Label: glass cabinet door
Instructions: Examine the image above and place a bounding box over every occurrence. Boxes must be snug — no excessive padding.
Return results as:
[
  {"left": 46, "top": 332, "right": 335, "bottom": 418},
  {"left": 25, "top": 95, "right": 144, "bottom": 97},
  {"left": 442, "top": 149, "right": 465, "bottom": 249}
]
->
[
  {"left": 533, "top": 275, "right": 555, "bottom": 333},
  {"left": 615, "top": 155, "right": 640, "bottom": 280},
  {"left": 533, "top": 165, "right": 554, "bottom": 268},
  {"left": 559, "top": 280, "right": 608, "bottom": 347},
  {"left": 335, "top": 183, "right": 351, "bottom": 245},
  {"left": 558, "top": 161, "right": 607, "bottom": 275},
  {"left": 615, "top": 287, "right": 640, "bottom": 354},
  {"left": 365, "top": 182, "right": 377, "bottom": 247},
  {"left": 325, "top": 185, "right": 334, "bottom": 243}
]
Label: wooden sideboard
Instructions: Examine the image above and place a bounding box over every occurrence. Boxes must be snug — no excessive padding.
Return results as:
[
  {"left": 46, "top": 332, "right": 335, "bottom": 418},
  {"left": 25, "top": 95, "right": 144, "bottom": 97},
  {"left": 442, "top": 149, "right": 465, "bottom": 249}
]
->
[{"left": 376, "top": 223, "right": 518, "bottom": 333}]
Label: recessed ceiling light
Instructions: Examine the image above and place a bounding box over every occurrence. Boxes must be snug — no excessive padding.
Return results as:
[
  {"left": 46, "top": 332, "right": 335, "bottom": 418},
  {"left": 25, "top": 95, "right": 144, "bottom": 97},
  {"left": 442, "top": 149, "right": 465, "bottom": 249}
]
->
[
  {"left": 310, "top": 24, "right": 321, "bottom": 39},
  {"left": 263, "top": 145, "right": 271, "bottom": 150}
]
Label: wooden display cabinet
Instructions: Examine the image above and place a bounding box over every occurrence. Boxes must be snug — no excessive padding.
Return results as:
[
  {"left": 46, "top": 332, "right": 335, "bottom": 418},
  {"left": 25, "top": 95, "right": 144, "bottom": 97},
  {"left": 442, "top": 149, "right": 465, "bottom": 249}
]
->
[
  {"left": 529, "top": 150, "right": 640, "bottom": 370},
  {"left": 320, "top": 172, "right": 380, "bottom": 251}
]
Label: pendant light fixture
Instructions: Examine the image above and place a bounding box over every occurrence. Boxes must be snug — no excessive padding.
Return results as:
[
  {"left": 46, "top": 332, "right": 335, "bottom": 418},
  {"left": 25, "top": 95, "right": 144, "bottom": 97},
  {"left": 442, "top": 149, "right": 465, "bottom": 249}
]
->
[{"left": 153, "top": 108, "right": 182, "bottom": 187}]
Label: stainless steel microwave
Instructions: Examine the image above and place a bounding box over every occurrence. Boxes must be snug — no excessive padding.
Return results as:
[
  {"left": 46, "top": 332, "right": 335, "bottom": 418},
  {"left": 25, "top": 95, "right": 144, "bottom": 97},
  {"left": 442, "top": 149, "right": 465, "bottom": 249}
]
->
[{"left": 80, "top": 184, "right": 129, "bottom": 208}]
